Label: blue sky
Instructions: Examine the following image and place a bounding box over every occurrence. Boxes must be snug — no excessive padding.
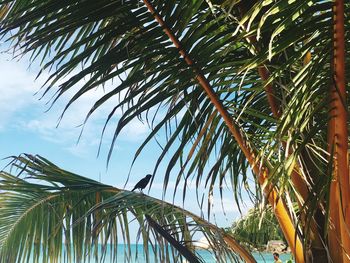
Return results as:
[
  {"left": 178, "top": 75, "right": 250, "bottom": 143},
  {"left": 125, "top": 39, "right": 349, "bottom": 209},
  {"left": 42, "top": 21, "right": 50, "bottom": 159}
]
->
[{"left": 0, "top": 47, "right": 252, "bottom": 239}]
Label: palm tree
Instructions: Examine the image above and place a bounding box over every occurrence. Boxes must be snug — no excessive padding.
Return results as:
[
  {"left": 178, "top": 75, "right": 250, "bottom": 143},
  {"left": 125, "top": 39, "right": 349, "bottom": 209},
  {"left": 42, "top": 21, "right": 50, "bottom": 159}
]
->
[{"left": 0, "top": 0, "right": 349, "bottom": 262}]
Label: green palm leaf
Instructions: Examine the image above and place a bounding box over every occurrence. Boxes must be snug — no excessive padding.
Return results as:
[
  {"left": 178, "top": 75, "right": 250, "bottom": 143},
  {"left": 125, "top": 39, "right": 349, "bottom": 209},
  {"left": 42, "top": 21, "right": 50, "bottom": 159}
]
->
[{"left": 0, "top": 154, "right": 254, "bottom": 263}]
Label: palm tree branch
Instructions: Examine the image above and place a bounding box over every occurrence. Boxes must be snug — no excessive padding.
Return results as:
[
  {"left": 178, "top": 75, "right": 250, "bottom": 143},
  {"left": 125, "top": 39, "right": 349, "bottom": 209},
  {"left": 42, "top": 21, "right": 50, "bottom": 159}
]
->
[
  {"left": 0, "top": 154, "right": 256, "bottom": 263},
  {"left": 141, "top": 1, "right": 304, "bottom": 260}
]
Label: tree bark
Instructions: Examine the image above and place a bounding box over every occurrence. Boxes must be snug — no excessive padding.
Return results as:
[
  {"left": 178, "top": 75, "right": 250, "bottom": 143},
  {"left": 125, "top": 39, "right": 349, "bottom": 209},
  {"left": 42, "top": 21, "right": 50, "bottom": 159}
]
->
[{"left": 328, "top": 0, "right": 350, "bottom": 262}]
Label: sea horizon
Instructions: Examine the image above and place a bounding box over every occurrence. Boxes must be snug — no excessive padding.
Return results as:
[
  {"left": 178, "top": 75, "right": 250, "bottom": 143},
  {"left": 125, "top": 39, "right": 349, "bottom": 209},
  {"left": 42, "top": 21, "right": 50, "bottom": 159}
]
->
[{"left": 27, "top": 244, "right": 294, "bottom": 263}]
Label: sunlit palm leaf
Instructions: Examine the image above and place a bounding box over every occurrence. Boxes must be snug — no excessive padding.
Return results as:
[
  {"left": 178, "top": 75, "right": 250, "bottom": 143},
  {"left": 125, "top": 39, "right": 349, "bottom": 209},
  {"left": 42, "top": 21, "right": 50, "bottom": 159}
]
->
[
  {"left": 0, "top": 154, "right": 252, "bottom": 263},
  {"left": 0, "top": 0, "right": 272, "bottom": 206}
]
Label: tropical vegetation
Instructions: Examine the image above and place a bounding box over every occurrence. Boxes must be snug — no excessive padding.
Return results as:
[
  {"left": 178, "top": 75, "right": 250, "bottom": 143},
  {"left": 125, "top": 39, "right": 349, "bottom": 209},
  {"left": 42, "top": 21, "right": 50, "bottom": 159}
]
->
[
  {"left": 0, "top": 155, "right": 254, "bottom": 263},
  {"left": 0, "top": 0, "right": 349, "bottom": 262},
  {"left": 228, "top": 207, "right": 285, "bottom": 250}
]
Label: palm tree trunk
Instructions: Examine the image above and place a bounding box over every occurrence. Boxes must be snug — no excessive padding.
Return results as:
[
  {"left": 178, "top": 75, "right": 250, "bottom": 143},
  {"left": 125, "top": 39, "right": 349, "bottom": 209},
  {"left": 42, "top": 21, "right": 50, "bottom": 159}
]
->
[
  {"left": 142, "top": 1, "right": 305, "bottom": 262},
  {"left": 328, "top": 0, "right": 350, "bottom": 261}
]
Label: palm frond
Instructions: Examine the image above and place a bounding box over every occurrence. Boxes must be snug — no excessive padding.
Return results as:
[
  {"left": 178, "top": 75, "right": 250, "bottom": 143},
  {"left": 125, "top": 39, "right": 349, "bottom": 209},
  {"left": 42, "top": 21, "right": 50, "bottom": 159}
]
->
[
  {"left": 0, "top": 0, "right": 266, "bottom": 199},
  {"left": 0, "top": 154, "right": 255, "bottom": 263}
]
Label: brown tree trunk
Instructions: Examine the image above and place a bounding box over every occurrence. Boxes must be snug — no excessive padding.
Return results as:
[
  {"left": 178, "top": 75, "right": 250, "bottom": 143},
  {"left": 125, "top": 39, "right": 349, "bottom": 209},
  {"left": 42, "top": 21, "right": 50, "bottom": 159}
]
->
[{"left": 328, "top": 0, "right": 350, "bottom": 262}]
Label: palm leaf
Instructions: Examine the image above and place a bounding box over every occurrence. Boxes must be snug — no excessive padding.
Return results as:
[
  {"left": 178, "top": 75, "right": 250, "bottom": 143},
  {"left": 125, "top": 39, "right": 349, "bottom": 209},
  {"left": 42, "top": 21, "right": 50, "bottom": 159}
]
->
[
  {"left": 0, "top": 154, "right": 255, "bottom": 263},
  {"left": 0, "top": 0, "right": 265, "bottom": 203},
  {"left": 144, "top": 214, "right": 202, "bottom": 263}
]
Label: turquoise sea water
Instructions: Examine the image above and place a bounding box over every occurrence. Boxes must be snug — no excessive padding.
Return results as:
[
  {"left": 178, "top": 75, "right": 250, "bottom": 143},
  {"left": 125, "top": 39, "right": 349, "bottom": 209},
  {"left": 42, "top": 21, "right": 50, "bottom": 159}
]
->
[{"left": 47, "top": 244, "right": 293, "bottom": 262}]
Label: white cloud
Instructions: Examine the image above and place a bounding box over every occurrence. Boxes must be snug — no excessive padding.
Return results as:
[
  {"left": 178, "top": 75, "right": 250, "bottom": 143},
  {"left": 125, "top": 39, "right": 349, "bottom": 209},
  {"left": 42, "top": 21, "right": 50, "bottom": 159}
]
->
[
  {"left": 0, "top": 56, "right": 44, "bottom": 130},
  {"left": 210, "top": 197, "right": 250, "bottom": 214},
  {"left": 0, "top": 55, "right": 152, "bottom": 157},
  {"left": 19, "top": 95, "right": 150, "bottom": 157},
  {"left": 119, "top": 120, "right": 151, "bottom": 141}
]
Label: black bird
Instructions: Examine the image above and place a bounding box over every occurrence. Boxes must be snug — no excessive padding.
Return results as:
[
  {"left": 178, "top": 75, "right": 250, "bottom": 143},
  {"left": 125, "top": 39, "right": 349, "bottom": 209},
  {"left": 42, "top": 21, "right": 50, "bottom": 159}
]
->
[{"left": 131, "top": 174, "right": 152, "bottom": 192}]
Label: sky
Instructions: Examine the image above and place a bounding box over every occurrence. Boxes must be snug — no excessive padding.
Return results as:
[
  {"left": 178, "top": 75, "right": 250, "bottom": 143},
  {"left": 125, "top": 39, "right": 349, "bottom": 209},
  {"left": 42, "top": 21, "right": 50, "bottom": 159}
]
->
[{"left": 0, "top": 46, "right": 252, "bottom": 242}]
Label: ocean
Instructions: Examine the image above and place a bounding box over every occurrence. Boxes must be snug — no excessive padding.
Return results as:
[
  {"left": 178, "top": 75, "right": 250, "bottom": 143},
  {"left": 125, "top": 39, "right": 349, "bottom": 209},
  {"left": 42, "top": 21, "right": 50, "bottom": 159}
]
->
[{"left": 53, "top": 244, "right": 294, "bottom": 262}]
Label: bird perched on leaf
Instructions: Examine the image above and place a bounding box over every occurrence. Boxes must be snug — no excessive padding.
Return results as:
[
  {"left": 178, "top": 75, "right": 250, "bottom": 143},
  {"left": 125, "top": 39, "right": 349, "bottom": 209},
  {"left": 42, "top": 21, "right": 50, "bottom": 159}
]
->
[{"left": 131, "top": 174, "right": 152, "bottom": 192}]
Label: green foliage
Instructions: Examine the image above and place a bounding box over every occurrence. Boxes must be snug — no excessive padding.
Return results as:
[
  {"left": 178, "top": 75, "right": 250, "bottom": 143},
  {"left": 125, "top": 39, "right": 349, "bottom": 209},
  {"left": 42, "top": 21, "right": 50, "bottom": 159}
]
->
[
  {"left": 0, "top": 0, "right": 350, "bottom": 261},
  {"left": 1, "top": 0, "right": 348, "bottom": 208},
  {"left": 1, "top": 0, "right": 348, "bottom": 210},
  {"left": 0, "top": 154, "right": 242, "bottom": 263},
  {"left": 228, "top": 207, "right": 285, "bottom": 250}
]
